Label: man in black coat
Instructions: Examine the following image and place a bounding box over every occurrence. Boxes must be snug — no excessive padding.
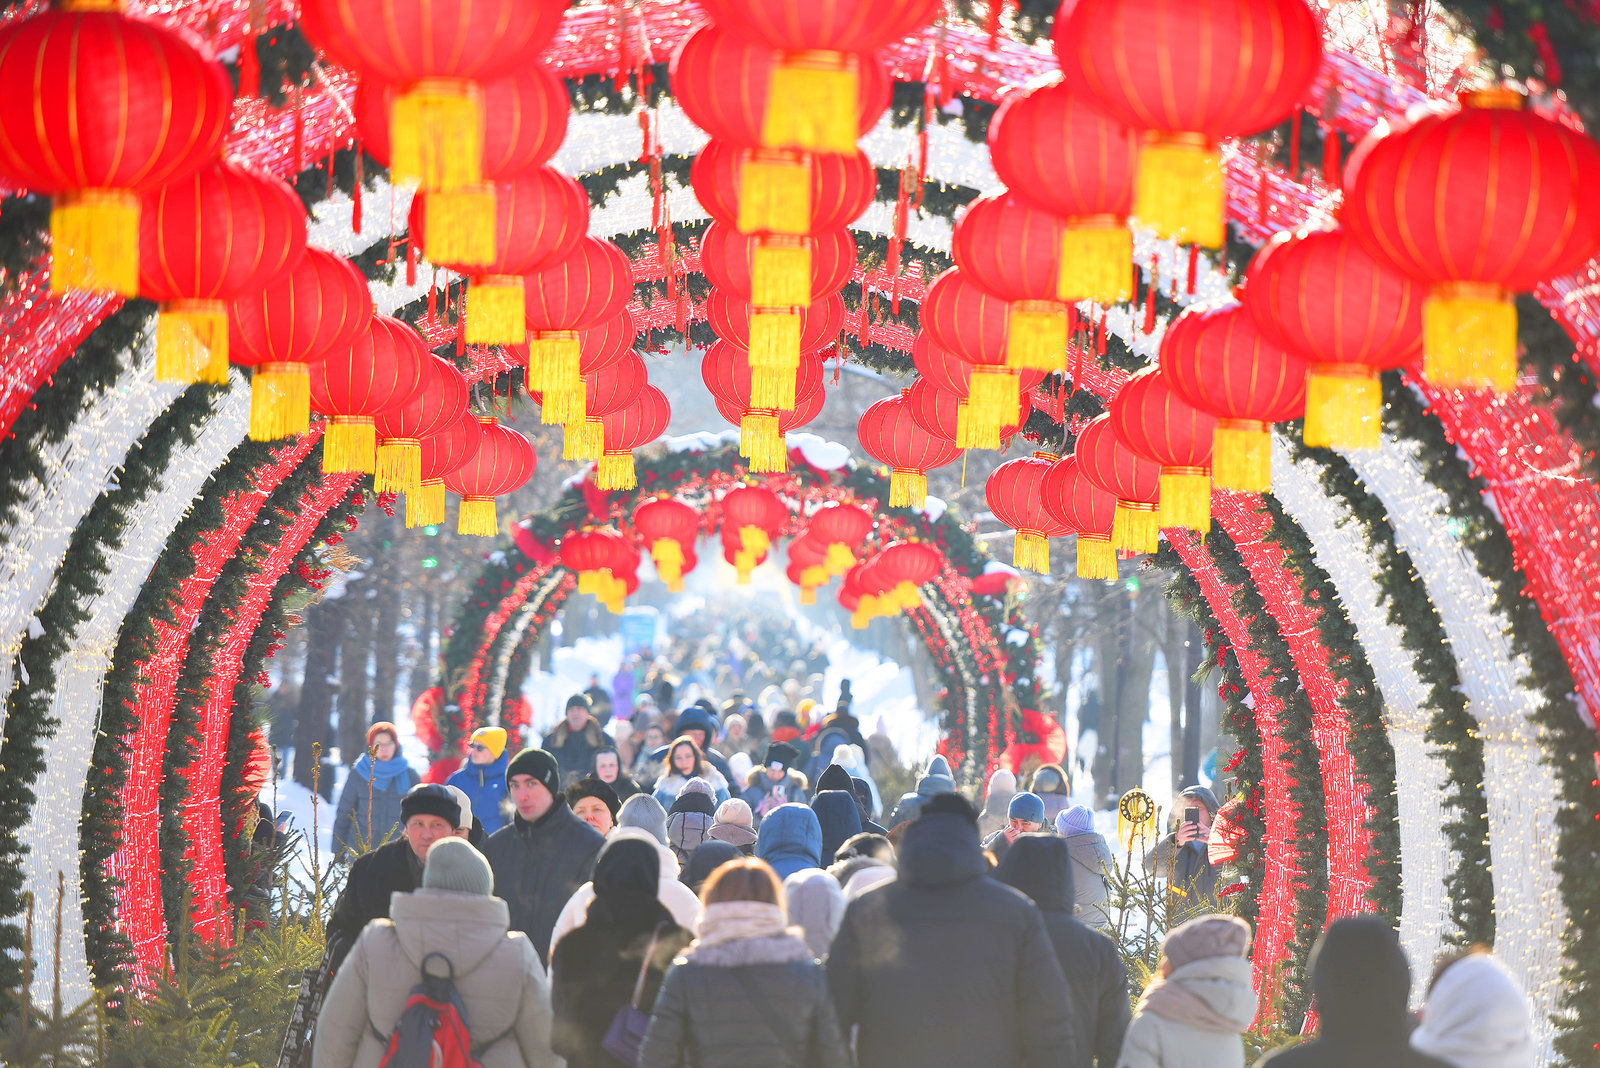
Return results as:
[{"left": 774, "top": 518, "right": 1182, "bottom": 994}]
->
[
  {"left": 995, "top": 834, "right": 1130, "bottom": 1067},
  {"left": 323, "top": 783, "right": 462, "bottom": 972},
  {"left": 481, "top": 747, "right": 605, "bottom": 967},
  {"left": 826, "top": 793, "right": 1075, "bottom": 1068},
  {"left": 1144, "top": 784, "right": 1222, "bottom": 913},
  {"left": 1257, "top": 915, "right": 1452, "bottom": 1068},
  {"left": 541, "top": 694, "right": 613, "bottom": 787}
]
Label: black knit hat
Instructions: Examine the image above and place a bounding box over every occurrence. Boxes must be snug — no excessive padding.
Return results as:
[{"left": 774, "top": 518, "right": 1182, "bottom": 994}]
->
[
  {"left": 506, "top": 748, "right": 562, "bottom": 797},
  {"left": 566, "top": 776, "right": 621, "bottom": 819},
  {"left": 400, "top": 783, "right": 462, "bottom": 828},
  {"left": 764, "top": 741, "right": 800, "bottom": 769},
  {"left": 565, "top": 692, "right": 592, "bottom": 711}
]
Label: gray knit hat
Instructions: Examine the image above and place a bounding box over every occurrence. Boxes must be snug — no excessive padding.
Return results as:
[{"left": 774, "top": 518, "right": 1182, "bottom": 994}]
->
[
  {"left": 421, "top": 838, "right": 493, "bottom": 896},
  {"left": 618, "top": 793, "right": 669, "bottom": 846}
]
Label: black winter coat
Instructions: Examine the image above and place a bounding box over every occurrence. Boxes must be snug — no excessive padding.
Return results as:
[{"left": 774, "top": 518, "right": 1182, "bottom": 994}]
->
[
  {"left": 324, "top": 838, "right": 420, "bottom": 973},
  {"left": 826, "top": 812, "right": 1076, "bottom": 1068},
  {"left": 994, "top": 835, "right": 1130, "bottom": 1068},
  {"left": 550, "top": 905, "right": 692, "bottom": 1068},
  {"left": 481, "top": 801, "right": 604, "bottom": 965},
  {"left": 639, "top": 933, "right": 851, "bottom": 1068}
]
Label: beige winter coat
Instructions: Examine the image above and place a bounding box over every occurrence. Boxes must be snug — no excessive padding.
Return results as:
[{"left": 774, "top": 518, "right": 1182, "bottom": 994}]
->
[
  {"left": 312, "top": 888, "right": 559, "bottom": 1068},
  {"left": 1116, "top": 956, "right": 1257, "bottom": 1068}
]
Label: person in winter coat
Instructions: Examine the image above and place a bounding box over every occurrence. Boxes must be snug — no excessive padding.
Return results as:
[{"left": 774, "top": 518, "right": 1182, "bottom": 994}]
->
[
  {"left": 312, "top": 838, "right": 557, "bottom": 1068},
  {"left": 481, "top": 748, "right": 605, "bottom": 967},
  {"left": 978, "top": 768, "right": 1018, "bottom": 840},
  {"left": 619, "top": 793, "right": 670, "bottom": 846},
  {"left": 594, "top": 745, "right": 643, "bottom": 802},
  {"left": 639, "top": 857, "right": 852, "bottom": 1068},
  {"left": 814, "top": 763, "right": 882, "bottom": 836},
  {"left": 810, "top": 789, "right": 863, "bottom": 867},
  {"left": 550, "top": 836, "right": 694, "bottom": 1068},
  {"left": 995, "top": 835, "right": 1130, "bottom": 1068},
  {"left": 826, "top": 793, "right": 1076, "bottom": 1068},
  {"left": 827, "top": 832, "right": 895, "bottom": 889},
  {"left": 548, "top": 828, "right": 702, "bottom": 956},
  {"left": 447, "top": 726, "right": 511, "bottom": 835},
  {"left": 666, "top": 778, "right": 717, "bottom": 865},
  {"left": 981, "top": 791, "right": 1046, "bottom": 865},
  {"left": 1030, "top": 763, "right": 1073, "bottom": 826},
  {"left": 669, "top": 703, "right": 736, "bottom": 788},
  {"left": 683, "top": 840, "right": 743, "bottom": 893},
  {"left": 1257, "top": 916, "right": 1452, "bottom": 1068},
  {"left": 324, "top": 783, "right": 463, "bottom": 972},
  {"left": 707, "top": 797, "right": 759, "bottom": 853},
  {"left": 755, "top": 802, "right": 823, "bottom": 880},
  {"left": 783, "top": 867, "right": 845, "bottom": 961},
  {"left": 1144, "top": 786, "right": 1222, "bottom": 915},
  {"left": 1057, "top": 804, "right": 1116, "bottom": 928},
  {"left": 653, "top": 736, "right": 731, "bottom": 807},
  {"left": 740, "top": 741, "right": 808, "bottom": 819},
  {"left": 1114, "top": 914, "right": 1253, "bottom": 1068},
  {"left": 543, "top": 694, "right": 614, "bottom": 788},
  {"left": 331, "top": 722, "right": 419, "bottom": 857},
  {"left": 567, "top": 776, "right": 621, "bottom": 836},
  {"left": 1410, "top": 949, "right": 1535, "bottom": 1068},
  {"left": 886, "top": 754, "right": 956, "bottom": 828}
]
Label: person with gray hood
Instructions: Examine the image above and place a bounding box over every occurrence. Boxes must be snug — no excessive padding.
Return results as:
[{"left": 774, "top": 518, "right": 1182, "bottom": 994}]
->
[
  {"left": 1116, "top": 914, "right": 1254, "bottom": 1068},
  {"left": 1057, "top": 804, "right": 1116, "bottom": 929},
  {"left": 886, "top": 754, "right": 955, "bottom": 827},
  {"left": 312, "top": 838, "right": 557, "bottom": 1068},
  {"left": 1144, "top": 785, "right": 1222, "bottom": 913},
  {"left": 783, "top": 866, "right": 846, "bottom": 960}
]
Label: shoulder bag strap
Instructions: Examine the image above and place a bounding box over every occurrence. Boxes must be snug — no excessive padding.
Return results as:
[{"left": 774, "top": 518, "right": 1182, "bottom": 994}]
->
[{"left": 630, "top": 923, "right": 667, "bottom": 1009}]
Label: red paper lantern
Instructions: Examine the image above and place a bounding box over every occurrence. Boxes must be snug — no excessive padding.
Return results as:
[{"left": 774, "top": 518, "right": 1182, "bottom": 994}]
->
[
  {"left": 229, "top": 248, "right": 374, "bottom": 441},
  {"left": 1242, "top": 227, "right": 1424, "bottom": 450},
  {"left": 987, "top": 452, "right": 1070, "bottom": 573},
  {"left": 1075, "top": 413, "right": 1162, "bottom": 554},
  {"left": 635, "top": 496, "right": 701, "bottom": 592},
  {"left": 701, "top": 339, "right": 827, "bottom": 414},
  {"left": 523, "top": 236, "right": 635, "bottom": 395},
  {"left": 410, "top": 166, "right": 589, "bottom": 342},
  {"left": 1161, "top": 303, "right": 1307, "bottom": 492},
  {"left": 721, "top": 484, "right": 787, "bottom": 572},
  {"left": 1342, "top": 89, "right": 1600, "bottom": 392},
  {"left": 906, "top": 377, "right": 1023, "bottom": 451},
  {"left": 697, "top": 0, "right": 942, "bottom": 52},
  {"left": 691, "top": 138, "right": 875, "bottom": 238},
  {"left": 807, "top": 502, "right": 874, "bottom": 576},
  {"left": 375, "top": 352, "right": 469, "bottom": 496},
  {"left": 1109, "top": 367, "right": 1216, "bottom": 532},
  {"left": 699, "top": 223, "right": 857, "bottom": 310},
  {"left": 875, "top": 540, "right": 944, "bottom": 612},
  {"left": 998, "top": 709, "right": 1068, "bottom": 778},
  {"left": 443, "top": 417, "right": 536, "bottom": 536},
  {"left": 0, "top": 6, "right": 232, "bottom": 295},
  {"left": 953, "top": 191, "right": 1076, "bottom": 371},
  {"left": 705, "top": 290, "right": 843, "bottom": 409},
  {"left": 310, "top": 314, "right": 429, "bottom": 473},
  {"left": 139, "top": 158, "right": 307, "bottom": 384},
  {"left": 1042, "top": 455, "right": 1118, "bottom": 581},
  {"left": 922, "top": 270, "right": 1034, "bottom": 445},
  {"left": 561, "top": 528, "right": 634, "bottom": 610},
  {"left": 597, "top": 384, "right": 671, "bottom": 491},
  {"left": 1054, "top": 0, "right": 1322, "bottom": 247},
  {"left": 411, "top": 411, "right": 482, "bottom": 528},
  {"left": 787, "top": 534, "right": 831, "bottom": 600},
  {"left": 721, "top": 538, "right": 768, "bottom": 584},
  {"left": 528, "top": 306, "right": 638, "bottom": 426},
  {"left": 858, "top": 390, "right": 961, "bottom": 508},
  {"left": 536, "top": 352, "right": 649, "bottom": 463},
  {"left": 988, "top": 73, "right": 1139, "bottom": 302},
  {"left": 912, "top": 331, "right": 1048, "bottom": 398}
]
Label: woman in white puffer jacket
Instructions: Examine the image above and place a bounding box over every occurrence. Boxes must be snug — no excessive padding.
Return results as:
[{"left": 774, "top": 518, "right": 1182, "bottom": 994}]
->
[{"left": 1117, "top": 914, "right": 1257, "bottom": 1068}]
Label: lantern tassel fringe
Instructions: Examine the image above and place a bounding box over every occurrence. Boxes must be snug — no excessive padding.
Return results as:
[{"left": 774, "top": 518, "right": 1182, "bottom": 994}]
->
[
  {"left": 156, "top": 302, "right": 228, "bottom": 384},
  {"left": 457, "top": 497, "right": 499, "bottom": 537},
  {"left": 50, "top": 190, "right": 139, "bottom": 296},
  {"left": 406, "top": 480, "right": 447, "bottom": 529},
  {"left": 1058, "top": 225, "right": 1133, "bottom": 303},
  {"left": 1006, "top": 303, "right": 1068, "bottom": 372},
  {"left": 1133, "top": 137, "right": 1224, "bottom": 249},
  {"left": 824, "top": 541, "right": 854, "bottom": 575},
  {"left": 1111, "top": 502, "right": 1160, "bottom": 555},
  {"left": 563, "top": 418, "right": 604, "bottom": 462},
  {"left": 889, "top": 468, "right": 926, "bottom": 509},
  {"left": 1157, "top": 469, "right": 1212, "bottom": 532},
  {"left": 1013, "top": 531, "right": 1050, "bottom": 574},
  {"left": 751, "top": 239, "right": 812, "bottom": 308},
  {"left": 596, "top": 451, "right": 637, "bottom": 491},
  {"left": 738, "top": 151, "right": 812, "bottom": 235},
  {"left": 375, "top": 440, "right": 423, "bottom": 495},
  {"left": 418, "top": 187, "right": 496, "bottom": 267},
  {"left": 1304, "top": 367, "right": 1382, "bottom": 450},
  {"left": 1423, "top": 288, "right": 1517, "bottom": 392},
  {"left": 1077, "top": 535, "right": 1118, "bottom": 582},
  {"left": 763, "top": 55, "right": 858, "bottom": 153},
  {"left": 651, "top": 539, "right": 685, "bottom": 589},
  {"left": 391, "top": 82, "right": 483, "bottom": 193},
  {"left": 323, "top": 418, "right": 377, "bottom": 474},
  {"left": 465, "top": 277, "right": 526, "bottom": 345},
  {"left": 1211, "top": 422, "right": 1272, "bottom": 493},
  {"left": 248, "top": 364, "right": 310, "bottom": 441},
  {"left": 527, "top": 333, "right": 579, "bottom": 397}
]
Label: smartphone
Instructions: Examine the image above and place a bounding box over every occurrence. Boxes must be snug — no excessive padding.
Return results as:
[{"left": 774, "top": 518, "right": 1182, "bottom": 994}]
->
[{"left": 1185, "top": 806, "right": 1200, "bottom": 826}]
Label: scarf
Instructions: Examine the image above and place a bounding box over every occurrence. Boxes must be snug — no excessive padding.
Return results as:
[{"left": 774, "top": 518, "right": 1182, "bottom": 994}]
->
[
  {"left": 353, "top": 752, "right": 412, "bottom": 792},
  {"left": 691, "top": 901, "right": 790, "bottom": 949},
  {"left": 1137, "top": 956, "right": 1257, "bottom": 1034}
]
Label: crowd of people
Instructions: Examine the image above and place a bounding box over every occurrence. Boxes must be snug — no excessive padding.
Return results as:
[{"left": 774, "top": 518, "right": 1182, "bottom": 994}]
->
[{"left": 310, "top": 687, "right": 1539, "bottom": 1068}]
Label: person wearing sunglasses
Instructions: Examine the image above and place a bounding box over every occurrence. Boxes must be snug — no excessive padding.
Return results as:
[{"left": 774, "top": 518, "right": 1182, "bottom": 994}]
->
[{"left": 448, "top": 726, "right": 511, "bottom": 836}]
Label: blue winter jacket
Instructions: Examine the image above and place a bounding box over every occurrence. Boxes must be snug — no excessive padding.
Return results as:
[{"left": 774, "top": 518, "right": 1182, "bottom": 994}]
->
[
  {"left": 756, "top": 803, "right": 823, "bottom": 880},
  {"left": 447, "top": 750, "right": 510, "bottom": 835}
]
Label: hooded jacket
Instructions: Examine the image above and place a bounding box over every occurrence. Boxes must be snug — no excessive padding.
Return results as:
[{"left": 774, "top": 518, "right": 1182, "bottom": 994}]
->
[
  {"left": 447, "top": 750, "right": 511, "bottom": 836},
  {"left": 1063, "top": 828, "right": 1116, "bottom": 928},
  {"left": 783, "top": 867, "right": 846, "bottom": 960},
  {"left": 311, "top": 888, "right": 557, "bottom": 1068},
  {"left": 826, "top": 811, "right": 1076, "bottom": 1068},
  {"left": 978, "top": 769, "right": 1017, "bottom": 840},
  {"left": 741, "top": 765, "right": 807, "bottom": 819},
  {"left": 1410, "top": 954, "right": 1536, "bottom": 1068},
  {"left": 755, "top": 803, "right": 823, "bottom": 880},
  {"left": 547, "top": 833, "right": 702, "bottom": 956},
  {"left": 810, "top": 790, "right": 863, "bottom": 867},
  {"left": 886, "top": 755, "right": 955, "bottom": 828},
  {"left": 1256, "top": 916, "right": 1452, "bottom": 1068},
  {"left": 995, "top": 835, "right": 1130, "bottom": 1068},
  {"left": 480, "top": 799, "right": 605, "bottom": 966},
  {"left": 1115, "top": 956, "right": 1257, "bottom": 1068}
]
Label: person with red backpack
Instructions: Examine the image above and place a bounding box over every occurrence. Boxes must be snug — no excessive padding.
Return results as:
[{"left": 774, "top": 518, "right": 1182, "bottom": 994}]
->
[{"left": 312, "top": 838, "right": 558, "bottom": 1068}]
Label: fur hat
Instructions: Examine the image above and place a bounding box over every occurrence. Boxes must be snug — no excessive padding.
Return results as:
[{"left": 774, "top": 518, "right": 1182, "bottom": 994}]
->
[
  {"left": 443, "top": 785, "right": 474, "bottom": 830},
  {"left": 400, "top": 783, "right": 461, "bottom": 828},
  {"left": 421, "top": 838, "right": 493, "bottom": 896}
]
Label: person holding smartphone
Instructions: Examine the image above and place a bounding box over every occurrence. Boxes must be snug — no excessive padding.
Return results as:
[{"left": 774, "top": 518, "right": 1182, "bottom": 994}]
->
[{"left": 1143, "top": 786, "right": 1222, "bottom": 917}]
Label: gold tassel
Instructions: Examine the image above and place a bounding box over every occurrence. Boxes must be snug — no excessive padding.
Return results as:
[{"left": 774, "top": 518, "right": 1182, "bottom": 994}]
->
[
  {"left": 1006, "top": 301, "right": 1068, "bottom": 372},
  {"left": 1423, "top": 283, "right": 1517, "bottom": 392},
  {"left": 544, "top": 385, "right": 585, "bottom": 428},
  {"left": 577, "top": 569, "right": 604, "bottom": 596},
  {"left": 1013, "top": 531, "right": 1050, "bottom": 574},
  {"left": 563, "top": 418, "right": 603, "bottom": 461},
  {"left": 1304, "top": 365, "right": 1382, "bottom": 451},
  {"left": 1157, "top": 467, "right": 1212, "bottom": 532},
  {"left": 418, "top": 186, "right": 496, "bottom": 267},
  {"left": 963, "top": 368, "right": 1017, "bottom": 449},
  {"left": 1211, "top": 419, "right": 1272, "bottom": 493},
  {"left": 801, "top": 564, "right": 829, "bottom": 587},
  {"left": 824, "top": 542, "right": 855, "bottom": 575},
  {"left": 465, "top": 276, "right": 526, "bottom": 345},
  {"left": 763, "top": 51, "right": 859, "bottom": 153},
  {"left": 527, "top": 332, "right": 580, "bottom": 396},
  {"left": 248, "top": 362, "right": 310, "bottom": 441},
  {"left": 457, "top": 496, "right": 499, "bottom": 537},
  {"left": 1111, "top": 501, "right": 1160, "bottom": 554},
  {"left": 156, "top": 300, "right": 228, "bottom": 384},
  {"left": 800, "top": 586, "right": 817, "bottom": 605},
  {"left": 749, "top": 428, "right": 788, "bottom": 473},
  {"left": 1077, "top": 535, "right": 1118, "bottom": 582},
  {"left": 1133, "top": 134, "right": 1224, "bottom": 249},
  {"left": 651, "top": 539, "right": 685, "bottom": 588},
  {"left": 1058, "top": 220, "right": 1134, "bottom": 303},
  {"left": 740, "top": 410, "right": 780, "bottom": 458},
  {"left": 596, "top": 450, "right": 637, "bottom": 490},
  {"left": 955, "top": 402, "right": 995, "bottom": 450},
  {"left": 890, "top": 468, "right": 926, "bottom": 509},
  {"left": 750, "top": 365, "right": 796, "bottom": 411},
  {"left": 856, "top": 593, "right": 880, "bottom": 622},
  {"left": 738, "top": 149, "right": 812, "bottom": 235},
  {"left": 894, "top": 580, "right": 922, "bottom": 611},
  {"left": 50, "top": 189, "right": 139, "bottom": 295},
  {"left": 406, "top": 479, "right": 447, "bottom": 528},
  {"left": 323, "top": 416, "right": 377, "bottom": 474},
  {"left": 752, "top": 236, "right": 812, "bottom": 308},
  {"left": 740, "top": 526, "right": 771, "bottom": 559},
  {"left": 375, "top": 438, "right": 423, "bottom": 495},
  {"left": 748, "top": 310, "right": 801, "bottom": 367},
  {"left": 850, "top": 605, "right": 869, "bottom": 629},
  {"left": 390, "top": 79, "right": 484, "bottom": 193}
]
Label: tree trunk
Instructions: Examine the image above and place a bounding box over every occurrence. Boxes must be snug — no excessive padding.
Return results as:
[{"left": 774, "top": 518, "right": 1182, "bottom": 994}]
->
[
  {"left": 1112, "top": 587, "right": 1160, "bottom": 798},
  {"left": 371, "top": 580, "right": 401, "bottom": 727},
  {"left": 1182, "top": 621, "right": 1204, "bottom": 788},
  {"left": 1166, "top": 618, "right": 1185, "bottom": 796},
  {"left": 1091, "top": 590, "right": 1125, "bottom": 804},
  {"left": 294, "top": 597, "right": 345, "bottom": 788},
  {"left": 409, "top": 587, "right": 436, "bottom": 706},
  {"left": 338, "top": 582, "right": 374, "bottom": 764}
]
